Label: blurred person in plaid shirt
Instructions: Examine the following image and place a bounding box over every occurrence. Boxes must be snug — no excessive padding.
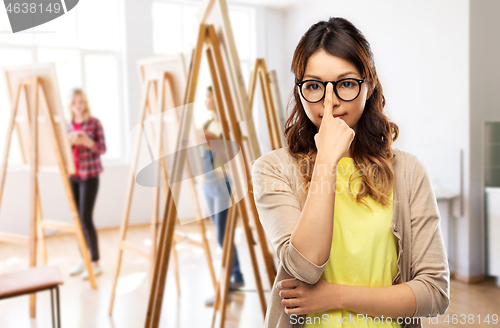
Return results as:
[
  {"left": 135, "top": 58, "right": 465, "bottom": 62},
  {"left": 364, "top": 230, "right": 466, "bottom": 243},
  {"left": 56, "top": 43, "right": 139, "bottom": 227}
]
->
[{"left": 66, "top": 88, "right": 107, "bottom": 280}]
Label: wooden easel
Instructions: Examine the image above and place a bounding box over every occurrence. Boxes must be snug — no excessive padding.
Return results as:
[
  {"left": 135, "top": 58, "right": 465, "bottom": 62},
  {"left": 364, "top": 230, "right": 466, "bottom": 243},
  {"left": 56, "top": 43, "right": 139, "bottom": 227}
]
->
[
  {"left": 268, "top": 70, "right": 286, "bottom": 136},
  {"left": 248, "top": 58, "right": 286, "bottom": 150},
  {"left": 197, "top": 0, "right": 278, "bottom": 291},
  {"left": 144, "top": 16, "right": 277, "bottom": 328},
  {"left": 108, "top": 55, "right": 218, "bottom": 315},
  {"left": 0, "top": 68, "right": 97, "bottom": 317},
  {"left": 205, "top": 42, "right": 248, "bottom": 328}
]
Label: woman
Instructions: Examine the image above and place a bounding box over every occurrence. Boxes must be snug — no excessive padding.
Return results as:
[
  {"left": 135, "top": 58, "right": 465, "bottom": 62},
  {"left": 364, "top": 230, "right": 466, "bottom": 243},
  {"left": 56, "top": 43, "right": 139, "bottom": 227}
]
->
[
  {"left": 67, "top": 88, "right": 106, "bottom": 279},
  {"left": 202, "top": 86, "right": 245, "bottom": 306},
  {"left": 251, "top": 17, "right": 450, "bottom": 328}
]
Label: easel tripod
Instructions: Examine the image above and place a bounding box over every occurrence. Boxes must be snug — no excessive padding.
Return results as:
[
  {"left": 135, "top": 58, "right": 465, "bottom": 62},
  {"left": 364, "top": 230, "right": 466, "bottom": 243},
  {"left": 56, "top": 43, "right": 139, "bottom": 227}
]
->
[
  {"left": 108, "top": 70, "right": 218, "bottom": 315},
  {"left": 0, "top": 75, "right": 97, "bottom": 318}
]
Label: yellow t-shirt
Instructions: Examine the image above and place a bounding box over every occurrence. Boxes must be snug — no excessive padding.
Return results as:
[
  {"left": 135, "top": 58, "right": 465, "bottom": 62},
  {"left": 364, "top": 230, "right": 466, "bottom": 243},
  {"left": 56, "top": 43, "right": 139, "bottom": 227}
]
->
[{"left": 303, "top": 156, "right": 400, "bottom": 328}]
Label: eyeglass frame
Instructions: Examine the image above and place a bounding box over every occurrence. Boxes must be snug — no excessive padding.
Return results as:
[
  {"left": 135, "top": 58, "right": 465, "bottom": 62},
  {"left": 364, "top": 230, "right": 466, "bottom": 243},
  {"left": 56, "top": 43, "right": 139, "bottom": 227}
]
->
[{"left": 295, "top": 78, "right": 365, "bottom": 103}]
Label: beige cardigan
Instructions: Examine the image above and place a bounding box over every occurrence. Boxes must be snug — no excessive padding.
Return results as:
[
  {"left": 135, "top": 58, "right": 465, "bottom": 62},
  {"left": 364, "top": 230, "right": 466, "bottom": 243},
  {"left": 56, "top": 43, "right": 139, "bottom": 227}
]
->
[{"left": 251, "top": 147, "right": 450, "bottom": 328}]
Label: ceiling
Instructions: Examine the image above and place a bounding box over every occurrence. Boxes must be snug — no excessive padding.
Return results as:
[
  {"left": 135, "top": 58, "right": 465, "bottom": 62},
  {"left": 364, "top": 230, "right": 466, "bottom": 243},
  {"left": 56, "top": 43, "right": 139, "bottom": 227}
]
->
[{"left": 227, "top": 0, "right": 305, "bottom": 9}]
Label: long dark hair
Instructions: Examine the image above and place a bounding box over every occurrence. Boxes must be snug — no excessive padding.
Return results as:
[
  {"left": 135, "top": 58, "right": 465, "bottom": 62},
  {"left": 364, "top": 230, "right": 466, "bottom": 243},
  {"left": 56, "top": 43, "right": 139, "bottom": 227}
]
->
[{"left": 284, "top": 17, "right": 399, "bottom": 209}]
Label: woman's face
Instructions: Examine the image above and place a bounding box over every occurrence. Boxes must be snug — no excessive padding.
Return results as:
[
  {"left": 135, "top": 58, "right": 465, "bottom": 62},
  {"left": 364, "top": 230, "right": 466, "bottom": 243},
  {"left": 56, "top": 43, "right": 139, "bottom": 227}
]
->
[
  {"left": 71, "top": 93, "right": 86, "bottom": 116},
  {"left": 205, "top": 89, "right": 216, "bottom": 112},
  {"left": 298, "top": 49, "right": 370, "bottom": 133}
]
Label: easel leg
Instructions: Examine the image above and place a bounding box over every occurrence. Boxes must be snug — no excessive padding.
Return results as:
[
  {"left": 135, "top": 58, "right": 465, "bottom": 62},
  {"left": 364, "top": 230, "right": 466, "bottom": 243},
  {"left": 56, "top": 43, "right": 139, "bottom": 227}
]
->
[
  {"left": 29, "top": 78, "right": 39, "bottom": 318},
  {"left": 257, "top": 67, "right": 276, "bottom": 150},
  {"left": 197, "top": 219, "right": 217, "bottom": 291},
  {"left": 240, "top": 198, "right": 267, "bottom": 316},
  {"left": 109, "top": 81, "right": 153, "bottom": 315},
  {"left": 149, "top": 178, "right": 161, "bottom": 284},
  {"left": 145, "top": 191, "right": 178, "bottom": 328},
  {"left": 36, "top": 184, "right": 48, "bottom": 265},
  {"left": 171, "top": 237, "right": 181, "bottom": 295},
  {"left": 0, "top": 83, "right": 22, "bottom": 212},
  {"left": 149, "top": 78, "right": 164, "bottom": 286},
  {"left": 152, "top": 92, "right": 182, "bottom": 296},
  {"left": 211, "top": 204, "right": 237, "bottom": 328}
]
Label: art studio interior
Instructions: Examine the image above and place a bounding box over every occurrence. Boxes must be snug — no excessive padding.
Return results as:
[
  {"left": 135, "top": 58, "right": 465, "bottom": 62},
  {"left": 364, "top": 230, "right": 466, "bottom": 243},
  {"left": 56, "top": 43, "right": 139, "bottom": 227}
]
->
[{"left": 0, "top": 0, "right": 499, "bottom": 327}]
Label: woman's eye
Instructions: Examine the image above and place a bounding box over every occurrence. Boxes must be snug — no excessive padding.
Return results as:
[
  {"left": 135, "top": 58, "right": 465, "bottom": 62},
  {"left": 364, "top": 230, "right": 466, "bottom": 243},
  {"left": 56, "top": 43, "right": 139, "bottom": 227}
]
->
[
  {"left": 305, "top": 83, "right": 321, "bottom": 90},
  {"left": 340, "top": 81, "right": 354, "bottom": 88}
]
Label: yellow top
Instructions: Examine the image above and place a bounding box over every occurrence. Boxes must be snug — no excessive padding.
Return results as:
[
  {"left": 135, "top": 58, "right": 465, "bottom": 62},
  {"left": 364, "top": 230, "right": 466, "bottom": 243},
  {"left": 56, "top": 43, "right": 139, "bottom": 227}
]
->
[{"left": 303, "top": 156, "right": 400, "bottom": 328}]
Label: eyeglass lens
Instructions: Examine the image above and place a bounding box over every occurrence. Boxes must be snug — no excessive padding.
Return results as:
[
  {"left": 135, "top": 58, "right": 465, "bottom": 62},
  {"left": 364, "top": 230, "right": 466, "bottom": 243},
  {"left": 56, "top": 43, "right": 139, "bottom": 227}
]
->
[{"left": 301, "top": 79, "right": 360, "bottom": 102}]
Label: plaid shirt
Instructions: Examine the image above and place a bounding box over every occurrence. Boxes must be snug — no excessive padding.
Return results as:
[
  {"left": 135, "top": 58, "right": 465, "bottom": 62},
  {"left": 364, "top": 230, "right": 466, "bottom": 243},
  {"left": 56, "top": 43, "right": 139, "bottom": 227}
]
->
[{"left": 67, "top": 117, "right": 106, "bottom": 180}]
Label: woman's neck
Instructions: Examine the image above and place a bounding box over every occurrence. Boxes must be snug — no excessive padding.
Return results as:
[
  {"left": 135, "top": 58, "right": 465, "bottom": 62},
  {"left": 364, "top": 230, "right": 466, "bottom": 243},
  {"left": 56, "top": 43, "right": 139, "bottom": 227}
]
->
[{"left": 73, "top": 115, "right": 85, "bottom": 124}]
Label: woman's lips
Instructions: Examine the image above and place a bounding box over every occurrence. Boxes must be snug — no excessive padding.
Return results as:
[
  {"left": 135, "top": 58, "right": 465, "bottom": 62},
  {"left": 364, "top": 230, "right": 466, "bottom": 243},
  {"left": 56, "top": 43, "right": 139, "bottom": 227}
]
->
[{"left": 320, "top": 114, "right": 345, "bottom": 119}]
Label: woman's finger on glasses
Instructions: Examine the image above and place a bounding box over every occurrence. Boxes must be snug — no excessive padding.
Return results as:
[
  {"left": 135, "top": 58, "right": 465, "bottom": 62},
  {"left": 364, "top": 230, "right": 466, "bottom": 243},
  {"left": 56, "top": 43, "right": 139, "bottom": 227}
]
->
[{"left": 323, "top": 82, "right": 334, "bottom": 118}]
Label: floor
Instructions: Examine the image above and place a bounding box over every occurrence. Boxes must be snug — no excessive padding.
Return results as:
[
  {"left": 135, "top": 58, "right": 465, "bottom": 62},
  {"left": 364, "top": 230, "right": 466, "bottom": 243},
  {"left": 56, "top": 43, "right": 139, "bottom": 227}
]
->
[
  {"left": 0, "top": 219, "right": 272, "bottom": 328},
  {"left": 0, "top": 221, "right": 499, "bottom": 328}
]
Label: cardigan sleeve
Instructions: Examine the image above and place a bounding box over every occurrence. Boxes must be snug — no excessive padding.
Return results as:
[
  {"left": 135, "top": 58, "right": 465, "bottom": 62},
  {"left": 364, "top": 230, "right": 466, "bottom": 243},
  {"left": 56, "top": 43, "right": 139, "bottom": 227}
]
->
[
  {"left": 402, "top": 157, "right": 451, "bottom": 318},
  {"left": 251, "top": 152, "right": 329, "bottom": 285}
]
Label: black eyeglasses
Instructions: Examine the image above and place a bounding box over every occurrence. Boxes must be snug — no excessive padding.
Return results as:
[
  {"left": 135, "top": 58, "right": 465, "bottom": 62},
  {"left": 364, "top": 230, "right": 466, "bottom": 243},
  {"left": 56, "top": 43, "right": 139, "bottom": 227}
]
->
[{"left": 296, "top": 78, "right": 365, "bottom": 103}]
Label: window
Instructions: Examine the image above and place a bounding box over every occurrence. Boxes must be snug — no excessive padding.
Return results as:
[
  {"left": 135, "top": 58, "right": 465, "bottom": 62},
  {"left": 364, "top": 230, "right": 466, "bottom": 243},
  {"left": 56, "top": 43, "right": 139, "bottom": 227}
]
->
[{"left": 0, "top": 0, "right": 125, "bottom": 166}]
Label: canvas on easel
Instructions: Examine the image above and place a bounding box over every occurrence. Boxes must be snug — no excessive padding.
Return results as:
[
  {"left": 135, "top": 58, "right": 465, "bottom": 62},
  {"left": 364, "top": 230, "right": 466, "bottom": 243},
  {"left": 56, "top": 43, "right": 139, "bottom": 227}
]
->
[
  {"left": 0, "top": 63, "right": 97, "bottom": 317},
  {"left": 108, "top": 53, "right": 220, "bottom": 316}
]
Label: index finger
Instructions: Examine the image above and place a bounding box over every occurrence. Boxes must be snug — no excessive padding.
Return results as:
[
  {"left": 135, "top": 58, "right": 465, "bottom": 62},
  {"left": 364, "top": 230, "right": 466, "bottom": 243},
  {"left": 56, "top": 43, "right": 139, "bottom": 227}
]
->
[{"left": 323, "top": 82, "right": 333, "bottom": 118}]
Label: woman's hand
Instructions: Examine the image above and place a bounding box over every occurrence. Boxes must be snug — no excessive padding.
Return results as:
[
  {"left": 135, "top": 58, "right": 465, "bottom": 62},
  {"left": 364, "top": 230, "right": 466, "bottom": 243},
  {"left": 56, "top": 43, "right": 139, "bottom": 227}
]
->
[
  {"left": 81, "top": 132, "right": 95, "bottom": 149},
  {"left": 69, "top": 130, "right": 82, "bottom": 145},
  {"left": 72, "top": 131, "right": 95, "bottom": 149},
  {"left": 314, "top": 82, "right": 355, "bottom": 164},
  {"left": 277, "top": 277, "right": 341, "bottom": 316}
]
